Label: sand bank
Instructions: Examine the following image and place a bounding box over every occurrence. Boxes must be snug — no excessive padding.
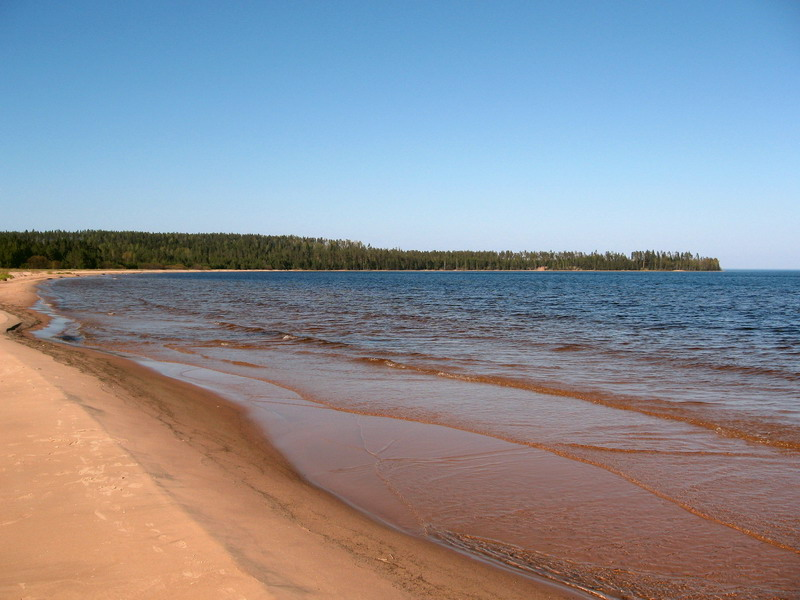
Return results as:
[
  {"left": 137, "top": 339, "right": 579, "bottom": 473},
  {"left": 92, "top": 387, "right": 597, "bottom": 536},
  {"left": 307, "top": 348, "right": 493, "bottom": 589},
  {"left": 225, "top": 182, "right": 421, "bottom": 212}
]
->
[{"left": 0, "top": 271, "right": 578, "bottom": 599}]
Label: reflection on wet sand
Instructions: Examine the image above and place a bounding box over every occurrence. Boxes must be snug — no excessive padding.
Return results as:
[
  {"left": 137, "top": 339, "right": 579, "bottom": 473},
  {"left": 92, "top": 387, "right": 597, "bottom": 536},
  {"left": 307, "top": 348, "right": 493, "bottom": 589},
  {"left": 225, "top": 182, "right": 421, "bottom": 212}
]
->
[{"left": 140, "top": 357, "right": 800, "bottom": 600}]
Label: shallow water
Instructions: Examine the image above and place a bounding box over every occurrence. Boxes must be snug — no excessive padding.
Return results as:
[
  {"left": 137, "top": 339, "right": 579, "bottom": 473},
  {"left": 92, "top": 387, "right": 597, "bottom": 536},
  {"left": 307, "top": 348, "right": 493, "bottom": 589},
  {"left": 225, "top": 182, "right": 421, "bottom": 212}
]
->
[{"left": 37, "top": 271, "right": 800, "bottom": 599}]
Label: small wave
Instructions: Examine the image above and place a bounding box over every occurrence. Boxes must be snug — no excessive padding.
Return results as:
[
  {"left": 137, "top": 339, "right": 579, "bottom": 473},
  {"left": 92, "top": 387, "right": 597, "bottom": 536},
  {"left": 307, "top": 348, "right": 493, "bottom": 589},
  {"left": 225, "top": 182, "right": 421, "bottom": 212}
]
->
[
  {"left": 355, "top": 355, "right": 800, "bottom": 450},
  {"left": 195, "top": 339, "right": 272, "bottom": 350},
  {"left": 580, "top": 344, "right": 799, "bottom": 383},
  {"left": 358, "top": 357, "right": 408, "bottom": 369},
  {"left": 703, "top": 361, "right": 799, "bottom": 381},
  {"left": 215, "top": 321, "right": 277, "bottom": 336},
  {"left": 215, "top": 321, "right": 352, "bottom": 350},
  {"left": 552, "top": 344, "right": 588, "bottom": 353},
  {"left": 164, "top": 344, "right": 199, "bottom": 355},
  {"left": 433, "top": 529, "right": 777, "bottom": 600},
  {"left": 276, "top": 332, "right": 351, "bottom": 350},
  {"left": 227, "top": 360, "right": 263, "bottom": 368},
  {"left": 560, "top": 443, "right": 761, "bottom": 458},
  {"left": 433, "top": 529, "right": 619, "bottom": 599}
]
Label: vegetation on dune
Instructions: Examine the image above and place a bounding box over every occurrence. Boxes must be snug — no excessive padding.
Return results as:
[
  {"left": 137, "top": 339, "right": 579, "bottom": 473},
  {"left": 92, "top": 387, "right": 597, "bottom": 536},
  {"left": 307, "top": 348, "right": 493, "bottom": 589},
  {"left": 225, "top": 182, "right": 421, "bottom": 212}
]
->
[{"left": 0, "top": 230, "right": 721, "bottom": 271}]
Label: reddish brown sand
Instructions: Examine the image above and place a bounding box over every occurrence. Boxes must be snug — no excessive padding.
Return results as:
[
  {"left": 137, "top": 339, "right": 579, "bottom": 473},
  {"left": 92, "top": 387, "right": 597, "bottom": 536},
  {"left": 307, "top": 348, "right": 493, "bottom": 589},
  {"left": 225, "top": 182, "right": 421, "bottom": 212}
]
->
[{"left": 0, "top": 271, "right": 579, "bottom": 600}]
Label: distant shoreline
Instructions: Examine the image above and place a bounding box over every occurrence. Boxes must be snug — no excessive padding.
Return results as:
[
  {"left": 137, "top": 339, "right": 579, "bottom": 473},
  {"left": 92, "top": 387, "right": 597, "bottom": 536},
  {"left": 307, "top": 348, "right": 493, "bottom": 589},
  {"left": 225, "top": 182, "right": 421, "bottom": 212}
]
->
[
  {"left": 2, "top": 267, "right": 727, "bottom": 276},
  {"left": 0, "top": 230, "right": 722, "bottom": 271}
]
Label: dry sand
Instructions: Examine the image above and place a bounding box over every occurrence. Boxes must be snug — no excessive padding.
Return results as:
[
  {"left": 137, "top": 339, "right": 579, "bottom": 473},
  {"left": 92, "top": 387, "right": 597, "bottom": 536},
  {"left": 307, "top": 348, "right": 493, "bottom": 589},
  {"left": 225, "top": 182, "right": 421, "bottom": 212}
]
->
[{"left": 0, "top": 271, "right": 580, "bottom": 600}]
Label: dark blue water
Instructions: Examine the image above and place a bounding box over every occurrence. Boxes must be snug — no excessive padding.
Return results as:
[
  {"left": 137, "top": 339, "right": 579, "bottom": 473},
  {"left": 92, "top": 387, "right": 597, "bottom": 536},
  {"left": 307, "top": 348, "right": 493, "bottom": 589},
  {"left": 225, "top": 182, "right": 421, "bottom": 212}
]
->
[{"left": 37, "top": 270, "right": 800, "bottom": 599}]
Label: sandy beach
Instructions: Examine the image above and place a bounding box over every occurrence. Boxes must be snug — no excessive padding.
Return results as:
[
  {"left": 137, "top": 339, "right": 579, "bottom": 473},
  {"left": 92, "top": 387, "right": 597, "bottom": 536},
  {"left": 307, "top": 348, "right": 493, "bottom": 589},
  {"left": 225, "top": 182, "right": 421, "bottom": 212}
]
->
[{"left": 0, "top": 271, "right": 578, "bottom": 600}]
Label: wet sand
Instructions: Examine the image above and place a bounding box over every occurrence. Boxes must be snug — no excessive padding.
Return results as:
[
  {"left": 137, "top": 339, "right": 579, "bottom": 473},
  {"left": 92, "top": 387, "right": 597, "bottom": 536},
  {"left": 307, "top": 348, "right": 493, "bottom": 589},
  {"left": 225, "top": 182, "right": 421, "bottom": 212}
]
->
[{"left": 0, "top": 271, "right": 579, "bottom": 600}]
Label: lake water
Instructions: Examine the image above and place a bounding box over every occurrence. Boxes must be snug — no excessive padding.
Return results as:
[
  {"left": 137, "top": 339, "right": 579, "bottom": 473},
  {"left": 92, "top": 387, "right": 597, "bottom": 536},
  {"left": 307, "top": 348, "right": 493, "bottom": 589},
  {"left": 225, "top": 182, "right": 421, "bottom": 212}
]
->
[{"left": 37, "top": 270, "right": 800, "bottom": 599}]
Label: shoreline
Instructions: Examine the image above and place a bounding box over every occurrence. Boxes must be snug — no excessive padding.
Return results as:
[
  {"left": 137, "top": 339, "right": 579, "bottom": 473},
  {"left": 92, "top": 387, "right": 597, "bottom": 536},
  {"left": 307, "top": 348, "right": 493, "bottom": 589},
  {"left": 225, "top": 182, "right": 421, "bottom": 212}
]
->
[
  {"left": 3, "top": 267, "right": 723, "bottom": 275},
  {"left": 0, "top": 270, "right": 580, "bottom": 599}
]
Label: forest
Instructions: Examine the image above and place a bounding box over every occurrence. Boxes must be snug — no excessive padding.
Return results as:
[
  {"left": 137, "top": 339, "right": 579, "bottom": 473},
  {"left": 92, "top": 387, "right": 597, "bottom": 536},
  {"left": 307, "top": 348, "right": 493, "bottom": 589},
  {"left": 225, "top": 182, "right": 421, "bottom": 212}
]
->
[{"left": 0, "top": 230, "right": 722, "bottom": 271}]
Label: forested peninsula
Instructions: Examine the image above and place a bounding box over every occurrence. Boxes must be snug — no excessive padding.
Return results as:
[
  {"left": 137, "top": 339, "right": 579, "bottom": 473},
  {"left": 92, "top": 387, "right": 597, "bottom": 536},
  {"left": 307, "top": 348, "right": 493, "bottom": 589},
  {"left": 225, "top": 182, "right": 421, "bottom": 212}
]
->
[{"left": 0, "top": 230, "right": 721, "bottom": 271}]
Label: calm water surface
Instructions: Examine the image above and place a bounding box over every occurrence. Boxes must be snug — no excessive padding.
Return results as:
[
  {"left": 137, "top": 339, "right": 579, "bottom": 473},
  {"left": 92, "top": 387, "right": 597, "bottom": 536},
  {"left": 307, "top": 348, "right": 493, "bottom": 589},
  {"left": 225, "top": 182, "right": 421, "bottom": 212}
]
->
[{"left": 37, "top": 271, "right": 800, "bottom": 599}]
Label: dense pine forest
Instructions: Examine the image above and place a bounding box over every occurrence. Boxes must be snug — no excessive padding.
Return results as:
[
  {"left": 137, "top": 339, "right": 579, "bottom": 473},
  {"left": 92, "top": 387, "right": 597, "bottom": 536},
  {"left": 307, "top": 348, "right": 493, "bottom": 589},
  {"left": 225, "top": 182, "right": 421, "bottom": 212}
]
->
[{"left": 0, "top": 230, "right": 721, "bottom": 271}]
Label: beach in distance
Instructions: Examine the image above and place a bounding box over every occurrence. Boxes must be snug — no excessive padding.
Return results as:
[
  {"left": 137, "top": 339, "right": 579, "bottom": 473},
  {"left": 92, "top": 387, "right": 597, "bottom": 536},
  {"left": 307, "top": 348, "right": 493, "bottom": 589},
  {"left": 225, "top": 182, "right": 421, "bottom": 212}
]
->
[{"left": 2, "top": 269, "right": 799, "bottom": 599}]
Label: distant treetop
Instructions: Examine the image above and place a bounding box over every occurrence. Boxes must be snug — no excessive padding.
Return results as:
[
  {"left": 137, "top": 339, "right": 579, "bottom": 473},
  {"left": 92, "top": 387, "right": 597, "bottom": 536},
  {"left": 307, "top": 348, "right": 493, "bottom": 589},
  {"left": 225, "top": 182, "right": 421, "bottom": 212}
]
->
[{"left": 0, "top": 230, "right": 721, "bottom": 271}]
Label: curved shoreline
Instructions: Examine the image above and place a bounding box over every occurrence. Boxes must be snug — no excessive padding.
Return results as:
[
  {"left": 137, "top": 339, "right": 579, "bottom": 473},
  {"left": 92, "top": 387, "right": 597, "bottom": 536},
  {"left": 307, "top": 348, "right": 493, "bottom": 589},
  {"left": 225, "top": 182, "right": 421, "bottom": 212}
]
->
[{"left": 0, "top": 270, "right": 581, "bottom": 599}]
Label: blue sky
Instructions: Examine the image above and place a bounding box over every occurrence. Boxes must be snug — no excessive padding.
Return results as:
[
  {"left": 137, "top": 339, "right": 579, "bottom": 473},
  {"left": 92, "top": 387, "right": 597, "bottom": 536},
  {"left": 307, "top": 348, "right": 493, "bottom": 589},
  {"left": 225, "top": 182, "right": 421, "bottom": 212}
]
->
[{"left": 1, "top": 1, "right": 798, "bottom": 268}]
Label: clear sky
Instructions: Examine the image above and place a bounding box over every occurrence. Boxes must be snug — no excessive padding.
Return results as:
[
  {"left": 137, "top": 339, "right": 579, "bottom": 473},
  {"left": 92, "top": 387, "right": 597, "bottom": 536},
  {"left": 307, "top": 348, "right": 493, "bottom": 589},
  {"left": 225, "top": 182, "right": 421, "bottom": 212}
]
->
[{"left": 1, "top": 1, "right": 798, "bottom": 268}]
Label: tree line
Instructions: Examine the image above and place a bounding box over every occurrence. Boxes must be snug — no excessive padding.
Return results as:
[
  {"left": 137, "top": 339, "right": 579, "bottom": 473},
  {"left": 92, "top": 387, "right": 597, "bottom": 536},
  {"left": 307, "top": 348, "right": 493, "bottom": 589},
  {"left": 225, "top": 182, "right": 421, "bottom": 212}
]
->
[{"left": 0, "top": 230, "right": 721, "bottom": 271}]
